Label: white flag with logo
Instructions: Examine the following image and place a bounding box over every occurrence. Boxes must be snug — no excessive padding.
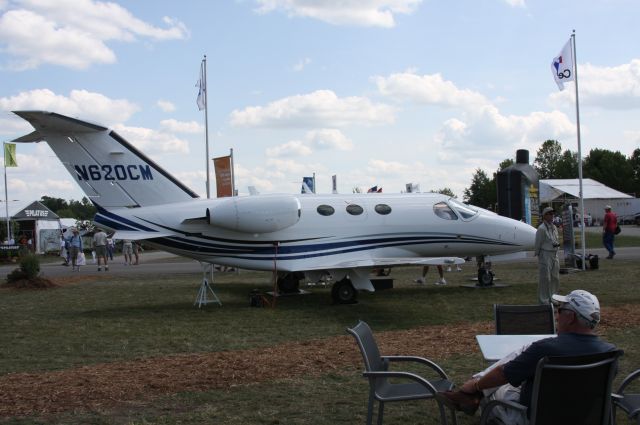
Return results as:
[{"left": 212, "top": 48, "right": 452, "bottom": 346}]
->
[
  {"left": 551, "top": 39, "right": 574, "bottom": 91},
  {"left": 196, "top": 60, "right": 206, "bottom": 110}
]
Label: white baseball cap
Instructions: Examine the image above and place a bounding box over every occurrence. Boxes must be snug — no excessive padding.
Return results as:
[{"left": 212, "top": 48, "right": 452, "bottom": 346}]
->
[{"left": 552, "top": 290, "right": 601, "bottom": 325}]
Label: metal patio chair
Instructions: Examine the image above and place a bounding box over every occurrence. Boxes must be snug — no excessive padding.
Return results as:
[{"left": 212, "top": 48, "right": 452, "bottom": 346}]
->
[
  {"left": 613, "top": 368, "right": 640, "bottom": 425},
  {"left": 479, "top": 350, "right": 623, "bottom": 425},
  {"left": 493, "top": 303, "right": 556, "bottom": 335},
  {"left": 347, "top": 320, "right": 457, "bottom": 425}
]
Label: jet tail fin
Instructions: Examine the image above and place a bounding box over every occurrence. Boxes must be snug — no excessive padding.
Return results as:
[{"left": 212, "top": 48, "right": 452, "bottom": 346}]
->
[{"left": 11, "top": 111, "right": 199, "bottom": 208}]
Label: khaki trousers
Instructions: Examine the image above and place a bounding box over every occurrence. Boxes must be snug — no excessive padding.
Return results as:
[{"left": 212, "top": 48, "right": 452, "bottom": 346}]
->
[{"left": 537, "top": 250, "right": 559, "bottom": 304}]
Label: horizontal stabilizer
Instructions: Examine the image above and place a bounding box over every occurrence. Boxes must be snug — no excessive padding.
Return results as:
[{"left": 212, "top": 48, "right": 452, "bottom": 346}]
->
[{"left": 10, "top": 130, "right": 43, "bottom": 144}]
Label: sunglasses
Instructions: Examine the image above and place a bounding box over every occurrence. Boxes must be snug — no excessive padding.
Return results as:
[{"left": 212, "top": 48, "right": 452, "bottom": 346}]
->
[{"left": 554, "top": 306, "right": 574, "bottom": 315}]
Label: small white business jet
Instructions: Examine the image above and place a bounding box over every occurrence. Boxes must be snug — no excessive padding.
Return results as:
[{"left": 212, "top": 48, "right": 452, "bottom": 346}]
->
[{"left": 11, "top": 111, "right": 536, "bottom": 303}]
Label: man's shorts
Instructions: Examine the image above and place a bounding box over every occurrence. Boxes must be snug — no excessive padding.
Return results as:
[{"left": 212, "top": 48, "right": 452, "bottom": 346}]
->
[
  {"left": 123, "top": 244, "right": 133, "bottom": 255},
  {"left": 95, "top": 245, "right": 107, "bottom": 257}
]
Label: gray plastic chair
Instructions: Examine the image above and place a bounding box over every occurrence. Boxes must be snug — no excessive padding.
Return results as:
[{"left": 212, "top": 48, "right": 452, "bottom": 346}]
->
[
  {"left": 479, "top": 350, "right": 623, "bottom": 425},
  {"left": 493, "top": 304, "right": 556, "bottom": 335},
  {"left": 347, "top": 320, "right": 457, "bottom": 425},
  {"left": 613, "top": 368, "right": 640, "bottom": 425}
]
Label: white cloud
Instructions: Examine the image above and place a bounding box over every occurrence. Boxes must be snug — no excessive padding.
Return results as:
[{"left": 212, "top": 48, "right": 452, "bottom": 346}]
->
[
  {"left": 112, "top": 124, "right": 190, "bottom": 155},
  {"left": 254, "top": 0, "right": 422, "bottom": 28},
  {"left": 159, "top": 119, "right": 203, "bottom": 134},
  {"left": 306, "top": 128, "right": 353, "bottom": 150},
  {"left": 434, "top": 105, "right": 575, "bottom": 161},
  {"left": 0, "top": 89, "right": 139, "bottom": 126},
  {"left": 366, "top": 159, "right": 410, "bottom": 176},
  {"left": 293, "top": 57, "right": 311, "bottom": 72},
  {"left": 503, "top": 0, "right": 525, "bottom": 7},
  {"left": 373, "top": 70, "right": 574, "bottom": 163},
  {"left": 230, "top": 90, "right": 395, "bottom": 128},
  {"left": 373, "top": 70, "right": 489, "bottom": 108},
  {"left": 157, "top": 100, "right": 176, "bottom": 112},
  {"left": 0, "top": 0, "right": 189, "bottom": 70},
  {"left": 266, "top": 128, "right": 352, "bottom": 158},
  {"left": 549, "top": 59, "right": 640, "bottom": 109},
  {"left": 266, "top": 140, "right": 313, "bottom": 157}
]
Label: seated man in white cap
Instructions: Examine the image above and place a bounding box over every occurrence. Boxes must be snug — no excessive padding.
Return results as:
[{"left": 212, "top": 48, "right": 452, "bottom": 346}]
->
[{"left": 436, "top": 290, "right": 616, "bottom": 424}]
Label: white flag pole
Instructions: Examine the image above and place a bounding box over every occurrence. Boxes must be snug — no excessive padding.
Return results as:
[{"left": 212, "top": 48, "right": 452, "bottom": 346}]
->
[
  {"left": 3, "top": 143, "right": 10, "bottom": 241},
  {"left": 230, "top": 148, "right": 236, "bottom": 197},
  {"left": 572, "top": 30, "right": 586, "bottom": 270},
  {"left": 203, "top": 55, "right": 211, "bottom": 199}
]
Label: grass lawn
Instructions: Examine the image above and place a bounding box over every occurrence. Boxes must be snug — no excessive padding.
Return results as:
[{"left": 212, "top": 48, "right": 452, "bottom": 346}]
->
[{"left": 1, "top": 245, "right": 640, "bottom": 424}]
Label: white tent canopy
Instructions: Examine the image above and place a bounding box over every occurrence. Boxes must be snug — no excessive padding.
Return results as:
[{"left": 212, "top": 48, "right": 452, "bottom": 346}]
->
[{"left": 539, "top": 179, "right": 632, "bottom": 203}]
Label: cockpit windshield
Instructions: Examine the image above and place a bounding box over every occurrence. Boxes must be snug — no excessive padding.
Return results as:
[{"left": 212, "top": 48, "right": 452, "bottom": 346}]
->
[
  {"left": 448, "top": 199, "right": 479, "bottom": 220},
  {"left": 433, "top": 202, "right": 458, "bottom": 220}
]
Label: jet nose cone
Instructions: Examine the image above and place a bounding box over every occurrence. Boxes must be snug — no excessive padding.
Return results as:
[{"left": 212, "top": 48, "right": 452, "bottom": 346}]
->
[{"left": 517, "top": 221, "right": 537, "bottom": 249}]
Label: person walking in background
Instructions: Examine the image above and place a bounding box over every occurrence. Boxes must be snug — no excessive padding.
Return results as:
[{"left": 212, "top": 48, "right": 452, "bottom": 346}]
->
[
  {"left": 132, "top": 241, "right": 140, "bottom": 265},
  {"left": 534, "top": 207, "right": 560, "bottom": 304},
  {"left": 67, "top": 228, "right": 83, "bottom": 271},
  {"left": 603, "top": 205, "right": 618, "bottom": 259},
  {"left": 92, "top": 227, "right": 108, "bottom": 271},
  {"left": 414, "top": 265, "right": 446, "bottom": 285},
  {"left": 59, "top": 232, "right": 68, "bottom": 266},
  {"left": 106, "top": 234, "right": 115, "bottom": 261},
  {"left": 123, "top": 239, "right": 133, "bottom": 265}
]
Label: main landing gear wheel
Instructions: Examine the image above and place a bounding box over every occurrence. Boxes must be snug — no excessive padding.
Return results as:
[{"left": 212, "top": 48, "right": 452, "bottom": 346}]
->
[
  {"left": 277, "top": 272, "right": 303, "bottom": 294},
  {"left": 332, "top": 278, "right": 358, "bottom": 304}
]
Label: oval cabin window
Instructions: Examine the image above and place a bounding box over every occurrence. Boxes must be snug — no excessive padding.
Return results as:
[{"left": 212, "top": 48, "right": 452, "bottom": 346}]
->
[
  {"left": 374, "top": 204, "right": 392, "bottom": 215},
  {"left": 346, "top": 204, "right": 364, "bottom": 216},
  {"left": 317, "top": 204, "right": 335, "bottom": 216}
]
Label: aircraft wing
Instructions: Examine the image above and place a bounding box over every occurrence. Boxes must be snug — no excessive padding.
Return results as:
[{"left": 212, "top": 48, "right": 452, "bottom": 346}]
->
[
  {"left": 303, "top": 256, "right": 466, "bottom": 271},
  {"left": 112, "top": 230, "right": 175, "bottom": 241}
]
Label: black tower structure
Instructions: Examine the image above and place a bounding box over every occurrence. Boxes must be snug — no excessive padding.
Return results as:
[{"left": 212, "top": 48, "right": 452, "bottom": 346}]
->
[{"left": 496, "top": 150, "right": 539, "bottom": 224}]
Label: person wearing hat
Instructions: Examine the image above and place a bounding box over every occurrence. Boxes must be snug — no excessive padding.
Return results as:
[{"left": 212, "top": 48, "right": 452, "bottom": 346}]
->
[
  {"left": 67, "top": 227, "right": 83, "bottom": 271},
  {"left": 435, "top": 289, "right": 617, "bottom": 423},
  {"left": 603, "top": 205, "right": 618, "bottom": 259},
  {"left": 534, "top": 206, "right": 560, "bottom": 304}
]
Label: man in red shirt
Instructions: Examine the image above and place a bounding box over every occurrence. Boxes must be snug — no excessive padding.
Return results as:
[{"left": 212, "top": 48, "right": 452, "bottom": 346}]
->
[{"left": 603, "top": 205, "right": 618, "bottom": 259}]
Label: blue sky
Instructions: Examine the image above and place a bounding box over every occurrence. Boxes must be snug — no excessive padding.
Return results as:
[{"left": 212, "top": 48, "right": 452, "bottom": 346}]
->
[{"left": 0, "top": 0, "right": 639, "bottom": 209}]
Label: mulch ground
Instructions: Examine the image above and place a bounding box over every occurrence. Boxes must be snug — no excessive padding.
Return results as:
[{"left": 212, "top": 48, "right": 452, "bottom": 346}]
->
[{"left": 0, "top": 306, "right": 638, "bottom": 418}]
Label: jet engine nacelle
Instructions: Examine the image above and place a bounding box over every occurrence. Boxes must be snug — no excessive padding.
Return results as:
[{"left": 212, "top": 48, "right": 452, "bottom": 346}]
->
[{"left": 206, "top": 195, "right": 301, "bottom": 234}]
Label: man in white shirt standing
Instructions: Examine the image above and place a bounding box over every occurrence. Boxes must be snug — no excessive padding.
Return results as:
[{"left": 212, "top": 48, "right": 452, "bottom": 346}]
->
[
  {"left": 534, "top": 207, "right": 560, "bottom": 304},
  {"left": 93, "top": 227, "right": 109, "bottom": 271}
]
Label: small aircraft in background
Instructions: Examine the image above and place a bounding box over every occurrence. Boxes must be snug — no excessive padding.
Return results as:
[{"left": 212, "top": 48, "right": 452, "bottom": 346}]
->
[{"left": 11, "top": 111, "right": 536, "bottom": 303}]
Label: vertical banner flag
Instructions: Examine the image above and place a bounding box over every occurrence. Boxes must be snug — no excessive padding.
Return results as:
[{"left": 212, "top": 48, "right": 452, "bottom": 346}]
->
[
  {"left": 196, "top": 60, "right": 206, "bottom": 110},
  {"left": 551, "top": 39, "right": 574, "bottom": 90},
  {"left": 4, "top": 143, "right": 17, "bottom": 167},
  {"left": 301, "top": 176, "right": 314, "bottom": 194},
  {"left": 213, "top": 155, "right": 233, "bottom": 197},
  {"left": 332, "top": 174, "right": 337, "bottom": 194}
]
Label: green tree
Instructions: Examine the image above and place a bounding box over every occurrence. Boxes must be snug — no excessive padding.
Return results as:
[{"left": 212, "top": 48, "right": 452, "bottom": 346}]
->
[
  {"left": 464, "top": 168, "right": 494, "bottom": 208},
  {"left": 497, "top": 158, "right": 514, "bottom": 172},
  {"left": 430, "top": 188, "right": 456, "bottom": 198},
  {"left": 40, "top": 196, "right": 69, "bottom": 213},
  {"left": 534, "top": 140, "right": 562, "bottom": 179},
  {"left": 39, "top": 196, "right": 96, "bottom": 220},
  {"left": 583, "top": 149, "right": 635, "bottom": 194},
  {"left": 630, "top": 148, "right": 640, "bottom": 197},
  {"left": 555, "top": 150, "right": 579, "bottom": 179}
]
